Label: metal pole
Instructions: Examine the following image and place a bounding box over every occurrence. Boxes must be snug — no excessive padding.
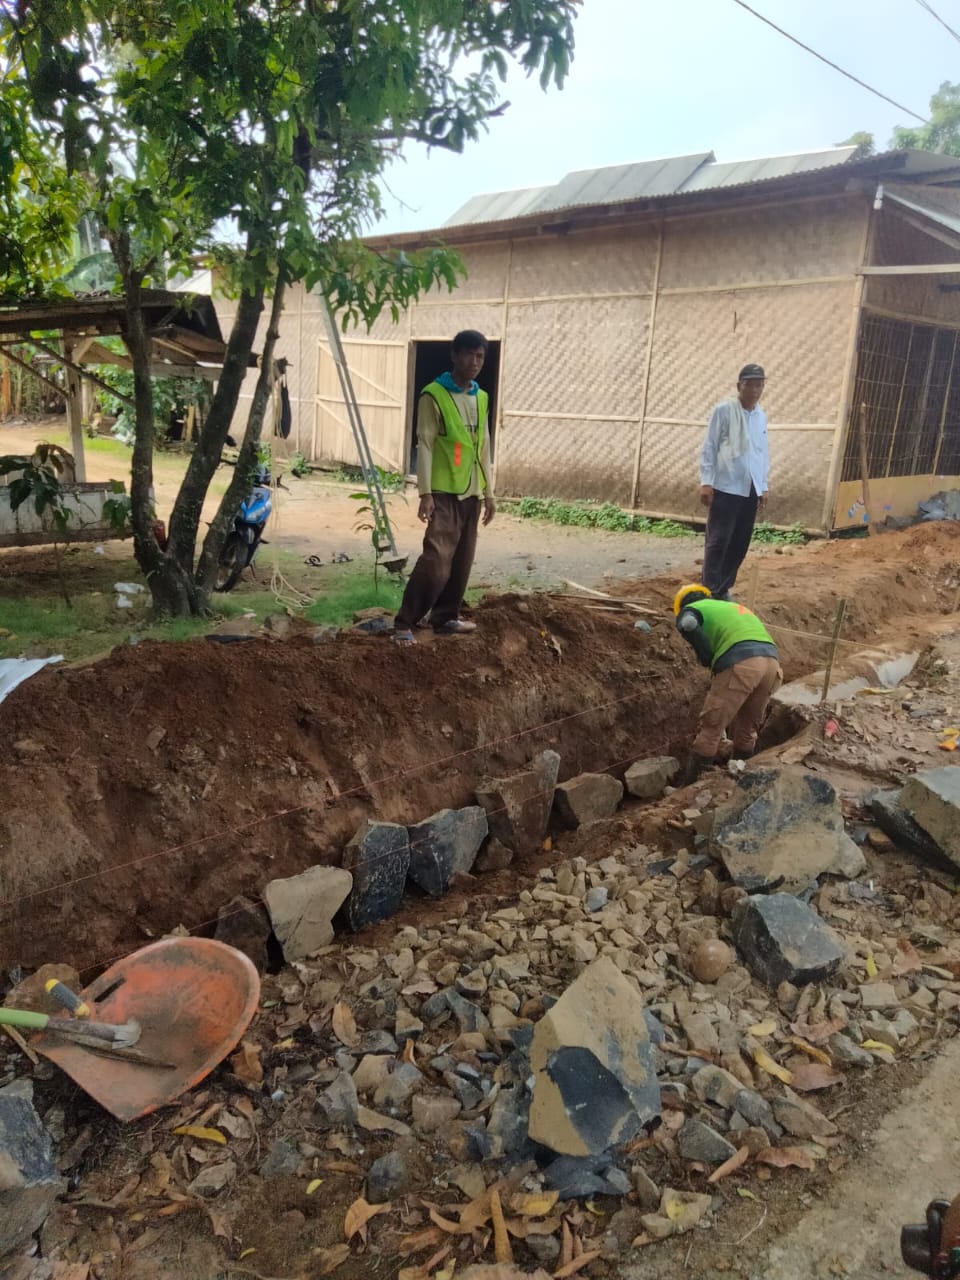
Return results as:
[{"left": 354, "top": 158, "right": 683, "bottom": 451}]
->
[{"left": 321, "top": 299, "right": 400, "bottom": 561}]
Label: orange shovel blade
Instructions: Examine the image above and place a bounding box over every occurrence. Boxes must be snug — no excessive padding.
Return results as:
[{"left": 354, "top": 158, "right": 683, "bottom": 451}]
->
[{"left": 35, "top": 937, "right": 260, "bottom": 1122}]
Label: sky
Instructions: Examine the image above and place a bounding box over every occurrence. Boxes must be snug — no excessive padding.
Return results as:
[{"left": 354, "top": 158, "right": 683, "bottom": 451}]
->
[{"left": 373, "top": 0, "right": 960, "bottom": 234}]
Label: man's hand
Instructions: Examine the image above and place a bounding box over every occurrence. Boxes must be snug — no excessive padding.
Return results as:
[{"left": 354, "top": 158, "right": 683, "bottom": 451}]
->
[
  {"left": 757, "top": 492, "right": 767, "bottom": 512},
  {"left": 699, "top": 485, "right": 714, "bottom": 508},
  {"left": 417, "top": 494, "right": 435, "bottom": 524},
  {"left": 482, "top": 495, "right": 497, "bottom": 526}
]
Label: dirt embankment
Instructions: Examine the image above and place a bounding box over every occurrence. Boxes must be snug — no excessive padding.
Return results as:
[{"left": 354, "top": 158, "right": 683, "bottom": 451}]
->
[{"left": 0, "top": 523, "right": 958, "bottom": 974}]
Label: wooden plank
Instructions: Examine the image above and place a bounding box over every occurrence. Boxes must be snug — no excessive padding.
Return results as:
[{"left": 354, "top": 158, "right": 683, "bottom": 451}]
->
[
  {"left": 859, "top": 263, "right": 960, "bottom": 276},
  {"left": 856, "top": 402, "right": 874, "bottom": 536},
  {"left": 631, "top": 220, "right": 663, "bottom": 508}
]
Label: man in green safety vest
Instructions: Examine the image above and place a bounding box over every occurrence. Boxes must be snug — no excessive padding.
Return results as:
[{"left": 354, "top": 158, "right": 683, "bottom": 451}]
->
[
  {"left": 673, "top": 583, "right": 783, "bottom": 783},
  {"left": 394, "top": 330, "right": 496, "bottom": 645}
]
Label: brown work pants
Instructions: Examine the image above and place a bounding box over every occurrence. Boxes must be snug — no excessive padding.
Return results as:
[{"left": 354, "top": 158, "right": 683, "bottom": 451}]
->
[
  {"left": 692, "top": 655, "right": 783, "bottom": 758},
  {"left": 395, "top": 494, "right": 481, "bottom": 630}
]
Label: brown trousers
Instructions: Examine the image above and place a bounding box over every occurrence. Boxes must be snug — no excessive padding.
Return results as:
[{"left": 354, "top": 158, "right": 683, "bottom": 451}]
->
[
  {"left": 395, "top": 494, "right": 481, "bottom": 630},
  {"left": 693, "top": 655, "right": 783, "bottom": 758}
]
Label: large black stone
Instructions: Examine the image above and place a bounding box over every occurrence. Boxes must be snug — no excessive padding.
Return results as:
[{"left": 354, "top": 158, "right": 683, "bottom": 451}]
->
[
  {"left": 869, "top": 788, "right": 954, "bottom": 867},
  {"left": 0, "top": 1080, "right": 62, "bottom": 1258},
  {"left": 342, "top": 821, "right": 410, "bottom": 930},
  {"left": 711, "top": 767, "right": 864, "bottom": 893},
  {"left": 407, "top": 807, "right": 488, "bottom": 897},
  {"left": 732, "top": 892, "right": 844, "bottom": 987}
]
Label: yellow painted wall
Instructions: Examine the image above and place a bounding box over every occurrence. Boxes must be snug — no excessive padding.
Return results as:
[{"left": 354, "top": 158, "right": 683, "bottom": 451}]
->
[{"left": 834, "top": 474, "right": 960, "bottom": 529}]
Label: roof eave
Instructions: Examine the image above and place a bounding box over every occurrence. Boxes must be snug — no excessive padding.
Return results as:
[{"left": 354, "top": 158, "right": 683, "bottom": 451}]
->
[
  {"left": 364, "top": 150, "right": 960, "bottom": 253},
  {"left": 363, "top": 167, "right": 881, "bottom": 252}
]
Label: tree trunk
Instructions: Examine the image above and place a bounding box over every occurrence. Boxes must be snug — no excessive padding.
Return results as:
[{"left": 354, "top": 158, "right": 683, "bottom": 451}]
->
[
  {"left": 164, "top": 268, "right": 266, "bottom": 573},
  {"left": 116, "top": 233, "right": 202, "bottom": 617},
  {"left": 195, "top": 278, "right": 287, "bottom": 597}
]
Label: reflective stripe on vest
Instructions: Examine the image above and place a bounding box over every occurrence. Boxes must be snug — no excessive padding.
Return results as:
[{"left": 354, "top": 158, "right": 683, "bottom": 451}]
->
[
  {"left": 690, "top": 599, "right": 775, "bottom": 669},
  {"left": 423, "top": 381, "right": 488, "bottom": 495}
]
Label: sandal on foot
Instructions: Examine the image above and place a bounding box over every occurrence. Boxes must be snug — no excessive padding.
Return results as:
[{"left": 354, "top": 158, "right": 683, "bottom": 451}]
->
[
  {"left": 435, "top": 619, "right": 477, "bottom": 635},
  {"left": 393, "top": 629, "right": 416, "bottom": 646}
]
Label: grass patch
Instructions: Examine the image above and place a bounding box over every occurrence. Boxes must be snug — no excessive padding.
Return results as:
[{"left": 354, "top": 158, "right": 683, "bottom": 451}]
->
[
  {"left": 304, "top": 566, "right": 403, "bottom": 625},
  {"left": 504, "top": 496, "right": 696, "bottom": 538},
  {"left": 0, "top": 547, "right": 311, "bottom": 661},
  {"left": 751, "top": 522, "right": 807, "bottom": 546}
]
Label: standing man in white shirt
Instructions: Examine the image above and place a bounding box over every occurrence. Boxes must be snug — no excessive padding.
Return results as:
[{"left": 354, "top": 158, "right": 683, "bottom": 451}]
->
[{"left": 698, "top": 363, "right": 770, "bottom": 600}]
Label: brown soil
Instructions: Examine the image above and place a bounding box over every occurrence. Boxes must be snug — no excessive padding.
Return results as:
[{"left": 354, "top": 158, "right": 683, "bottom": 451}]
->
[{"left": 1, "top": 522, "right": 959, "bottom": 976}]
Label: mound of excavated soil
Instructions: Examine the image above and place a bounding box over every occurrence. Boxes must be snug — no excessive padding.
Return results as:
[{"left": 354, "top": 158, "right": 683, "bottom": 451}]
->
[{"left": 1, "top": 523, "right": 958, "bottom": 975}]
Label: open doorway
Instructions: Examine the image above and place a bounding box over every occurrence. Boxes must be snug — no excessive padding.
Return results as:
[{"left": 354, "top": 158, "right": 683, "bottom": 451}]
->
[{"left": 407, "top": 339, "right": 501, "bottom": 476}]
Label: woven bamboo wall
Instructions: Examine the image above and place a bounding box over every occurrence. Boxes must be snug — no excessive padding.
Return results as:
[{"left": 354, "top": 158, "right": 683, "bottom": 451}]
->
[
  {"left": 216, "top": 284, "right": 326, "bottom": 458},
  {"left": 510, "top": 225, "right": 659, "bottom": 297},
  {"left": 659, "top": 197, "right": 864, "bottom": 289},
  {"left": 865, "top": 209, "right": 960, "bottom": 326},
  {"left": 245, "top": 194, "right": 872, "bottom": 528},
  {"left": 633, "top": 195, "right": 865, "bottom": 528}
]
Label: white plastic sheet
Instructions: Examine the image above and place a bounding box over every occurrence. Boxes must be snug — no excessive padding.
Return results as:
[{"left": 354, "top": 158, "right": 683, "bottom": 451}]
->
[{"left": 0, "top": 655, "right": 64, "bottom": 706}]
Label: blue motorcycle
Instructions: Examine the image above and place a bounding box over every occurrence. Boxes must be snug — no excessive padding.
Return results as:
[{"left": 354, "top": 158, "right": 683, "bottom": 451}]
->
[{"left": 214, "top": 464, "right": 273, "bottom": 592}]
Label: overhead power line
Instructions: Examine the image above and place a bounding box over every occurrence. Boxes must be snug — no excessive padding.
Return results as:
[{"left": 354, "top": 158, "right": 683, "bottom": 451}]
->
[
  {"left": 730, "top": 0, "right": 928, "bottom": 125},
  {"left": 914, "top": 0, "right": 960, "bottom": 49}
]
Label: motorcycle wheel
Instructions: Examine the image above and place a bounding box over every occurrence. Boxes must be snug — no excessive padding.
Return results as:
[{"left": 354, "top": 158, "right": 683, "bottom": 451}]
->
[{"left": 214, "top": 531, "right": 249, "bottom": 593}]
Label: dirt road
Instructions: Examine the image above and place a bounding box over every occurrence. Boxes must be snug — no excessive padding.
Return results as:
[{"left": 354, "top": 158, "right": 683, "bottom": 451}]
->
[{"left": 0, "top": 419, "right": 703, "bottom": 590}]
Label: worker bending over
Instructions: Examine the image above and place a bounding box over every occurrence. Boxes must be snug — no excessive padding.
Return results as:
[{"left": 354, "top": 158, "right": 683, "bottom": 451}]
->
[{"left": 673, "top": 583, "right": 782, "bottom": 783}]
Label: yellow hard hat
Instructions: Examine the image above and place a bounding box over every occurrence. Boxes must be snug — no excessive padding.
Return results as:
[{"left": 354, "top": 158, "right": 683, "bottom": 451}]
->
[{"left": 673, "top": 583, "right": 711, "bottom": 615}]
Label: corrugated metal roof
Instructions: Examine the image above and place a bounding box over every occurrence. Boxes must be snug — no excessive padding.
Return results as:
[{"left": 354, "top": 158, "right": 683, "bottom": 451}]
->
[
  {"left": 884, "top": 182, "right": 960, "bottom": 242},
  {"left": 444, "top": 185, "right": 553, "bottom": 227},
  {"left": 529, "top": 152, "right": 713, "bottom": 213},
  {"left": 681, "top": 146, "right": 857, "bottom": 191},
  {"left": 441, "top": 146, "right": 960, "bottom": 229},
  {"left": 443, "top": 146, "right": 861, "bottom": 227}
]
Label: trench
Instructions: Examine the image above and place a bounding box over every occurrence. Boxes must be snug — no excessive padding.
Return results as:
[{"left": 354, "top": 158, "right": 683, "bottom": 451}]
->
[{"left": 0, "top": 522, "right": 958, "bottom": 978}]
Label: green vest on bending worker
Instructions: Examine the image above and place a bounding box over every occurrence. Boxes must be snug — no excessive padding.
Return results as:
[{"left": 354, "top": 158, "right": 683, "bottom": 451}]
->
[
  {"left": 678, "top": 598, "right": 778, "bottom": 673},
  {"left": 423, "top": 381, "right": 489, "bottom": 495}
]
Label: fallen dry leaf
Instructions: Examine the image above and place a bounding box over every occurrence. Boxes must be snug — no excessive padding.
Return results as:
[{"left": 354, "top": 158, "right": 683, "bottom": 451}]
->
[
  {"left": 707, "top": 1144, "right": 750, "bottom": 1183},
  {"left": 509, "top": 1191, "right": 560, "bottom": 1218},
  {"left": 460, "top": 1269, "right": 553, "bottom": 1280},
  {"left": 322, "top": 1159, "right": 366, "bottom": 1177},
  {"left": 428, "top": 1206, "right": 471, "bottom": 1236},
  {"left": 345, "top": 1196, "right": 390, "bottom": 1241},
  {"left": 172, "top": 1125, "right": 226, "bottom": 1145},
  {"left": 230, "top": 1040, "right": 263, "bottom": 1085},
  {"left": 553, "top": 1251, "right": 602, "bottom": 1277},
  {"left": 756, "top": 1146, "right": 816, "bottom": 1171},
  {"left": 752, "top": 1045, "right": 793, "bottom": 1084},
  {"left": 789, "top": 1036, "right": 832, "bottom": 1066},
  {"left": 894, "top": 938, "right": 923, "bottom": 976},
  {"left": 748, "top": 1019, "right": 777, "bottom": 1037},
  {"left": 490, "top": 1188, "right": 513, "bottom": 1265},
  {"left": 789, "top": 1063, "right": 844, "bottom": 1092},
  {"left": 314, "top": 1243, "right": 351, "bottom": 1275},
  {"left": 790, "top": 1016, "right": 847, "bottom": 1045},
  {"left": 399, "top": 1226, "right": 446, "bottom": 1256},
  {"left": 332, "top": 1001, "right": 360, "bottom": 1049}
]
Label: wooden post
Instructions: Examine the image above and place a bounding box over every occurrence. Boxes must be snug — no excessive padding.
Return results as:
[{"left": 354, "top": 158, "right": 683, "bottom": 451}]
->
[
  {"left": 63, "top": 339, "right": 87, "bottom": 482},
  {"left": 746, "top": 561, "right": 760, "bottom": 612},
  {"left": 629, "top": 219, "right": 663, "bottom": 509},
  {"left": 820, "top": 599, "right": 847, "bottom": 705},
  {"left": 820, "top": 200, "right": 873, "bottom": 532},
  {"left": 856, "top": 401, "right": 874, "bottom": 536}
]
